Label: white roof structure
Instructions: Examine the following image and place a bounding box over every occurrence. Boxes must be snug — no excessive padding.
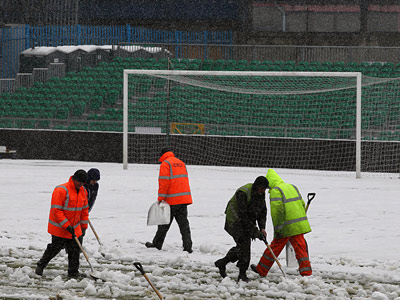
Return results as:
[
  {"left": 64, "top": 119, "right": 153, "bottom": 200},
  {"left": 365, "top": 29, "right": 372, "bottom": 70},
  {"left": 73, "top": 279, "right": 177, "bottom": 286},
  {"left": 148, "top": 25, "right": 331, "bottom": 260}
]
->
[{"left": 21, "top": 45, "right": 171, "bottom": 56}]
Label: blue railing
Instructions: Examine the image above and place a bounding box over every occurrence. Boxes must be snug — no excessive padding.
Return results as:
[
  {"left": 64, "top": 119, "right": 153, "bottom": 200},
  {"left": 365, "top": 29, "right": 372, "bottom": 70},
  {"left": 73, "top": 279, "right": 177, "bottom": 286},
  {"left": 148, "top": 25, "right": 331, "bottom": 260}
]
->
[{"left": 0, "top": 24, "right": 233, "bottom": 79}]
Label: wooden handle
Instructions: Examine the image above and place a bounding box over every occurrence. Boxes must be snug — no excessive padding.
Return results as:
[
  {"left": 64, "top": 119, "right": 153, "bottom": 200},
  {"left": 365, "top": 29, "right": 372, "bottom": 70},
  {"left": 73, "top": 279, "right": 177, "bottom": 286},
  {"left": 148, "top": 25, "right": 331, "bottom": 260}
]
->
[
  {"left": 134, "top": 262, "right": 163, "bottom": 299},
  {"left": 143, "top": 273, "right": 163, "bottom": 300},
  {"left": 74, "top": 236, "right": 95, "bottom": 273},
  {"left": 88, "top": 219, "right": 102, "bottom": 245},
  {"left": 266, "top": 243, "right": 282, "bottom": 268},
  {"left": 264, "top": 239, "right": 287, "bottom": 278}
]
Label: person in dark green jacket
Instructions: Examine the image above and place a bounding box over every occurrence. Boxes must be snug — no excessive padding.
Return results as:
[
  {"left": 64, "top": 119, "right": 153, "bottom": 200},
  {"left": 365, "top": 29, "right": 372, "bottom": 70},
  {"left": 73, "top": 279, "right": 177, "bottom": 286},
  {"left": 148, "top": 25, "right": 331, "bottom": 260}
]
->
[
  {"left": 215, "top": 176, "right": 269, "bottom": 282},
  {"left": 251, "top": 169, "right": 312, "bottom": 277}
]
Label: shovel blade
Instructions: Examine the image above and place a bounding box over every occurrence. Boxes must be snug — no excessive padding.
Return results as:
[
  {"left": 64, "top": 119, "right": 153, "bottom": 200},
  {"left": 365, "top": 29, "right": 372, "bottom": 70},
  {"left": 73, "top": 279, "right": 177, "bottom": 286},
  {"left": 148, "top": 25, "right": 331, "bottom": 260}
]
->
[
  {"left": 98, "top": 245, "right": 106, "bottom": 257},
  {"left": 89, "top": 271, "right": 103, "bottom": 281}
]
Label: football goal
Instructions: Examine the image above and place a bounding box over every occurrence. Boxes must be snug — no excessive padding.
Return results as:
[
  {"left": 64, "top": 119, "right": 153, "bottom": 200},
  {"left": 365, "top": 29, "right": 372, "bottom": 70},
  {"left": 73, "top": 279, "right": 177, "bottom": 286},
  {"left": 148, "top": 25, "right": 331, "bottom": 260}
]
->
[{"left": 122, "top": 70, "right": 400, "bottom": 178}]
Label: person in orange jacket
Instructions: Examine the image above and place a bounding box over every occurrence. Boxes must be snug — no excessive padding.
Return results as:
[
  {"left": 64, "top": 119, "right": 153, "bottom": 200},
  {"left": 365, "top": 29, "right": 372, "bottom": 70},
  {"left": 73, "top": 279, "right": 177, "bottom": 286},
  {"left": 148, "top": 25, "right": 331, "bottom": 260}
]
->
[
  {"left": 146, "top": 147, "right": 193, "bottom": 253},
  {"left": 35, "top": 169, "right": 89, "bottom": 279}
]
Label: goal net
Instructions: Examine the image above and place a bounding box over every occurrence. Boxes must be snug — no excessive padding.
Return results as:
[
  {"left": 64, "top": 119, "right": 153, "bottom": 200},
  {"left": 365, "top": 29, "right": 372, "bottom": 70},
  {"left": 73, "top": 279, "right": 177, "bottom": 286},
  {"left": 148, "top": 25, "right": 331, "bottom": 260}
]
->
[{"left": 123, "top": 70, "right": 400, "bottom": 178}]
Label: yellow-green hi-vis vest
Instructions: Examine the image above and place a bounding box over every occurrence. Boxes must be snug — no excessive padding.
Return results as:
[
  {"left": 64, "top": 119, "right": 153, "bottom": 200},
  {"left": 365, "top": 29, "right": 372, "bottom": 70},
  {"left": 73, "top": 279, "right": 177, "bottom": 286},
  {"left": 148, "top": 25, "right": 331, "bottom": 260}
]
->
[
  {"left": 225, "top": 183, "right": 252, "bottom": 229},
  {"left": 267, "top": 169, "right": 311, "bottom": 239}
]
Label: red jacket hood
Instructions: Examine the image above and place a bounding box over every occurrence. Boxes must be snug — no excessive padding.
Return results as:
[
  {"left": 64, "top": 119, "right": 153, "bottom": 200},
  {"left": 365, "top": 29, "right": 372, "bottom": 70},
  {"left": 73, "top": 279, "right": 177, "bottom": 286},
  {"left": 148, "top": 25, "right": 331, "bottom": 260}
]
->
[{"left": 159, "top": 151, "right": 175, "bottom": 162}]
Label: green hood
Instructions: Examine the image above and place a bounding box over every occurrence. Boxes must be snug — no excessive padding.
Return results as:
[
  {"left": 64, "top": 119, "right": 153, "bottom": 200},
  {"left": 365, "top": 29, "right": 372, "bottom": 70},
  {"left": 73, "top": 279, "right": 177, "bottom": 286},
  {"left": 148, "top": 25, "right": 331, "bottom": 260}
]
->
[{"left": 266, "top": 169, "right": 284, "bottom": 188}]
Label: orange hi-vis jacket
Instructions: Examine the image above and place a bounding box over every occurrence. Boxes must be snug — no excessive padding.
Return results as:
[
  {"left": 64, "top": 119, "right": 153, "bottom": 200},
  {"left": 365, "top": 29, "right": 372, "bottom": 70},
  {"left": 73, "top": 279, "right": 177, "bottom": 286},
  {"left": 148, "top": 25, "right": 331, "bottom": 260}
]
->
[
  {"left": 158, "top": 151, "right": 193, "bottom": 206},
  {"left": 48, "top": 176, "right": 89, "bottom": 239}
]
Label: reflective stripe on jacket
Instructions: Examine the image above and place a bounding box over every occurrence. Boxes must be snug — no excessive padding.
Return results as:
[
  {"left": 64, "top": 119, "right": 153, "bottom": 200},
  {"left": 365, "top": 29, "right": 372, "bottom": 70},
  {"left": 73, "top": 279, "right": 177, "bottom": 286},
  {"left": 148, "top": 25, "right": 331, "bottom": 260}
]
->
[
  {"left": 266, "top": 169, "right": 311, "bottom": 239},
  {"left": 158, "top": 151, "right": 192, "bottom": 205},
  {"left": 48, "top": 176, "right": 89, "bottom": 239}
]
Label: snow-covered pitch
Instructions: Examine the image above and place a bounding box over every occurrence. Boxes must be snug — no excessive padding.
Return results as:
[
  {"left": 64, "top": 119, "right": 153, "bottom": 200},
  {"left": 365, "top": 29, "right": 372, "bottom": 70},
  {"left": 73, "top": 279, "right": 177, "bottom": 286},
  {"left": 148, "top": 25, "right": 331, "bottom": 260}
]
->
[{"left": 1, "top": 159, "right": 399, "bottom": 300}]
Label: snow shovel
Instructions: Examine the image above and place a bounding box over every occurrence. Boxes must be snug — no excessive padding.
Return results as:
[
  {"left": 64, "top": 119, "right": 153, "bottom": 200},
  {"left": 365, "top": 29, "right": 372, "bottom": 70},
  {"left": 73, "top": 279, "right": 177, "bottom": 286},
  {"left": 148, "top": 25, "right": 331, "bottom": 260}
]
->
[
  {"left": 74, "top": 236, "right": 101, "bottom": 280},
  {"left": 88, "top": 219, "right": 106, "bottom": 257},
  {"left": 285, "top": 192, "right": 316, "bottom": 267},
  {"left": 263, "top": 237, "right": 287, "bottom": 278},
  {"left": 134, "top": 262, "right": 163, "bottom": 300},
  {"left": 305, "top": 192, "right": 316, "bottom": 213}
]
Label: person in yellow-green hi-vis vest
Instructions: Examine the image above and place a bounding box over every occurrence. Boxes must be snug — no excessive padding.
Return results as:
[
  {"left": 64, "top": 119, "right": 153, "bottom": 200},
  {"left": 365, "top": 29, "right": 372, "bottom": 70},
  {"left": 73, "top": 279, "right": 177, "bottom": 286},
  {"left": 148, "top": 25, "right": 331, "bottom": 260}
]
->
[{"left": 251, "top": 169, "right": 312, "bottom": 277}]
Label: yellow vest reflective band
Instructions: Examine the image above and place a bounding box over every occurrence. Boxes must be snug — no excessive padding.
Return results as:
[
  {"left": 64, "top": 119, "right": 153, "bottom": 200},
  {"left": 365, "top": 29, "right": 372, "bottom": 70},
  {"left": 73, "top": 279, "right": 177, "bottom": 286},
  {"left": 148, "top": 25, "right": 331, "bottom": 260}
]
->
[{"left": 270, "top": 183, "right": 311, "bottom": 238}]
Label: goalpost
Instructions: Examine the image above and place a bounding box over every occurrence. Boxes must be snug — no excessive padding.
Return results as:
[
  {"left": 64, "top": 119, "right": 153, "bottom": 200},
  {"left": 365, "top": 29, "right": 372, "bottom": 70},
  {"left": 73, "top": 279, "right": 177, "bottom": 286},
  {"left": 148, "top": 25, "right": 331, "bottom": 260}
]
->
[{"left": 122, "top": 70, "right": 400, "bottom": 178}]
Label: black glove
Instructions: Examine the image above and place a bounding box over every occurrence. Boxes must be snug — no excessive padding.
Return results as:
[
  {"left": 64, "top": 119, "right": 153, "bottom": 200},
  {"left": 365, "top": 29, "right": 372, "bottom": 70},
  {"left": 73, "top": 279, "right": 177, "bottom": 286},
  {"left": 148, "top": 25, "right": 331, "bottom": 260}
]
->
[
  {"left": 81, "top": 228, "right": 86, "bottom": 237},
  {"left": 66, "top": 226, "right": 76, "bottom": 238},
  {"left": 255, "top": 230, "right": 264, "bottom": 241}
]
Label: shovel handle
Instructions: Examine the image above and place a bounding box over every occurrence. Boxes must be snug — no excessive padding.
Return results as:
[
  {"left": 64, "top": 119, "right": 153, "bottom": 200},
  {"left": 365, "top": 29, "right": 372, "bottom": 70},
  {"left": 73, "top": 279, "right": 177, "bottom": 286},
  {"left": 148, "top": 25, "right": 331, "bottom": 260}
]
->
[
  {"left": 74, "top": 236, "right": 95, "bottom": 273},
  {"left": 74, "top": 237, "right": 89, "bottom": 261},
  {"left": 134, "top": 262, "right": 145, "bottom": 275},
  {"left": 143, "top": 273, "right": 163, "bottom": 299},
  {"left": 263, "top": 238, "right": 287, "bottom": 278},
  {"left": 134, "top": 262, "right": 163, "bottom": 299},
  {"left": 305, "top": 192, "right": 316, "bottom": 212},
  {"left": 88, "top": 219, "right": 102, "bottom": 245},
  {"left": 307, "top": 192, "right": 316, "bottom": 202}
]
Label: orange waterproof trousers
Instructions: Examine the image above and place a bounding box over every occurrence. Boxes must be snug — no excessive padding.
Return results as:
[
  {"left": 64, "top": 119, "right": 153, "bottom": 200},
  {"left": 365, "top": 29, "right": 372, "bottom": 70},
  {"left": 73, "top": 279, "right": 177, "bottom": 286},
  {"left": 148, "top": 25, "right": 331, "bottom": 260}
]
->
[{"left": 255, "top": 234, "right": 312, "bottom": 276}]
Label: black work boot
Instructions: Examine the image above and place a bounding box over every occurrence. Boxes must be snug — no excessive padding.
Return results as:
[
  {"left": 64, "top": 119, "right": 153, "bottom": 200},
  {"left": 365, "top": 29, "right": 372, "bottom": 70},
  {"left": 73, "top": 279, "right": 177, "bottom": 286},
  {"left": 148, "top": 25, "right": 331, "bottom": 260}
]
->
[
  {"left": 250, "top": 264, "right": 260, "bottom": 275},
  {"left": 237, "top": 272, "right": 249, "bottom": 282},
  {"left": 68, "top": 271, "right": 86, "bottom": 280},
  {"left": 145, "top": 242, "right": 161, "bottom": 250},
  {"left": 214, "top": 258, "right": 227, "bottom": 278},
  {"left": 237, "top": 265, "right": 250, "bottom": 282},
  {"left": 35, "top": 264, "right": 45, "bottom": 276}
]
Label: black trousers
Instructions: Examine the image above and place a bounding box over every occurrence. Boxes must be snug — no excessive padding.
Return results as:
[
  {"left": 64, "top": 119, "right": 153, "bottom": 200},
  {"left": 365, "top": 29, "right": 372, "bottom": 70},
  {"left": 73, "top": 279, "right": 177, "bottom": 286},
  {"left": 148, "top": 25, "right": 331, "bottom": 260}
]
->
[
  {"left": 152, "top": 204, "right": 192, "bottom": 251},
  {"left": 37, "top": 235, "right": 82, "bottom": 276},
  {"left": 221, "top": 233, "right": 252, "bottom": 274}
]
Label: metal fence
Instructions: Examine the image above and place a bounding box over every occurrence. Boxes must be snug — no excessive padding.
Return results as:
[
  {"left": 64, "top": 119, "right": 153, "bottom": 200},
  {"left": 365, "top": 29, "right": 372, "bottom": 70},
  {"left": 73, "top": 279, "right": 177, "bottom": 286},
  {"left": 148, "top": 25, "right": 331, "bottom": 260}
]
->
[
  {"left": 0, "top": 24, "right": 233, "bottom": 79},
  {"left": 4, "top": 24, "right": 400, "bottom": 81},
  {"left": 137, "top": 43, "right": 400, "bottom": 64}
]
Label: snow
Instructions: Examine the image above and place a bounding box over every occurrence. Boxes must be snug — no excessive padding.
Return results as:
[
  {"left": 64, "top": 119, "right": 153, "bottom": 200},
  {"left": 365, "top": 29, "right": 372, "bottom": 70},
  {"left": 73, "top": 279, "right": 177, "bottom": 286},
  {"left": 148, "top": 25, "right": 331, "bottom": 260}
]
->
[{"left": 1, "top": 159, "right": 400, "bottom": 300}]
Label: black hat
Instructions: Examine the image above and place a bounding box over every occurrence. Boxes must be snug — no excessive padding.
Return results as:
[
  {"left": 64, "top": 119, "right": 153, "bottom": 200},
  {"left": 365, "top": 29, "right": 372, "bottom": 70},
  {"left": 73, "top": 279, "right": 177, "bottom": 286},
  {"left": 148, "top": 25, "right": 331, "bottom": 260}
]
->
[
  {"left": 73, "top": 169, "right": 88, "bottom": 183},
  {"left": 87, "top": 168, "right": 100, "bottom": 181},
  {"left": 253, "top": 176, "right": 269, "bottom": 189},
  {"left": 160, "top": 147, "right": 172, "bottom": 156}
]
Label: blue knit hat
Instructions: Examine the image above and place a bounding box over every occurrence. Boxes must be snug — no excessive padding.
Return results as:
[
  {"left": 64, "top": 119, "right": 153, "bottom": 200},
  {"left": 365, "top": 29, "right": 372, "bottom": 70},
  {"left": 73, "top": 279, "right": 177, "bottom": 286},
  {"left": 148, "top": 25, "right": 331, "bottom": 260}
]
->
[{"left": 87, "top": 168, "right": 100, "bottom": 181}]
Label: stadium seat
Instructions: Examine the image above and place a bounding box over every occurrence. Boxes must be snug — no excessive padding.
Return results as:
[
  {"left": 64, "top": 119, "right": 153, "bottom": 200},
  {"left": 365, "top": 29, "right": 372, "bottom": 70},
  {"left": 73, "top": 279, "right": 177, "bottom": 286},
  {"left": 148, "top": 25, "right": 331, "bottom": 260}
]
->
[
  {"left": 70, "top": 101, "right": 86, "bottom": 117},
  {"left": 281, "top": 61, "right": 296, "bottom": 71},
  {"left": 1, "top": 55, "right": 395, "bottom": 139},
  {"left": 237, "top": 59, "right": 249, "bottom": 66},
  {"left": 200, "top": 59, "right": 213, "bottom": 70},
  {"left": 55, "top": 107, "right": 69, "bottom": 119},
  {"left": 104, "top": 90, "right": 119, "bottom": 105},
  {"left": 212, "top": 59, "right": 226, "bottom": 71}
]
